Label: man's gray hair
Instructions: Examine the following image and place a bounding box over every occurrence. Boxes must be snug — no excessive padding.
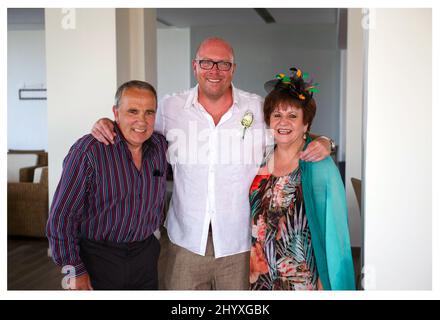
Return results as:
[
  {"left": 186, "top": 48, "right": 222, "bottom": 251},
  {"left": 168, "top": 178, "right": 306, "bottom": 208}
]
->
[{"left": 114, "top": 80, "right": 157, "bottom": 108}]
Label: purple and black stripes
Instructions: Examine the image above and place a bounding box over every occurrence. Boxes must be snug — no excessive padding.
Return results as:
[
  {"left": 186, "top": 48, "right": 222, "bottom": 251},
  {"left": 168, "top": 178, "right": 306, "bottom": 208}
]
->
[{"left": 46, "top": 126, "right": 168, "bottom": 276}]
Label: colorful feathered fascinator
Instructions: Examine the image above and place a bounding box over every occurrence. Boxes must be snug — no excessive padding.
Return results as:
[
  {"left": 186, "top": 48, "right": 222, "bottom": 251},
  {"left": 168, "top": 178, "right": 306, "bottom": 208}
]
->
[{"left": 264, "top": 67, "right": 319, "bottom": 103}]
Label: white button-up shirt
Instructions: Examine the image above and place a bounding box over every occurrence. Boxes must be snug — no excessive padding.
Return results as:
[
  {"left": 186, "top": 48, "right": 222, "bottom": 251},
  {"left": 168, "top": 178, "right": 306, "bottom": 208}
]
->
[{"left": 155, "top": 85, "right": 268, "bottom": 257}]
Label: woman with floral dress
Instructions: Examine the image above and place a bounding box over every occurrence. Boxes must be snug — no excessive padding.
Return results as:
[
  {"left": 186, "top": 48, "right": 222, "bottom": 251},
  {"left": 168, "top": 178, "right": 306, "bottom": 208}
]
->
[{"left": 249, "top": 68, "right": 355, "bottom": 290}]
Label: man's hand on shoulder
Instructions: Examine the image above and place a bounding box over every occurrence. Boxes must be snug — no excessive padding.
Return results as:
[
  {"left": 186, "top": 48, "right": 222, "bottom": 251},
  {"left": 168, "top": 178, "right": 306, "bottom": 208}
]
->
[
  {"left": 299, "top": 136, "right": 332, "bottom": 162},
  {"left": 91, "top": 118, "right": 116, "bottom": 145}
]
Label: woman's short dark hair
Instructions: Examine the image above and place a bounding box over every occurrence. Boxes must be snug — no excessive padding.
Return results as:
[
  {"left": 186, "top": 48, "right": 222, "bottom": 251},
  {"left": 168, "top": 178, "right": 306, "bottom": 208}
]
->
[
  {"left": 263, "top": 88, "right": 316, "bottom": 133},
  {"left": 114, "top": 80, "right": 157, "bottom": 108}
]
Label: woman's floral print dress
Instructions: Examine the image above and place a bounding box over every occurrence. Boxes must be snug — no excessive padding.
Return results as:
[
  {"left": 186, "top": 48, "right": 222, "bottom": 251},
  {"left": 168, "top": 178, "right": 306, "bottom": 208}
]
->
[{"left": 249, "top": 162, "right": 318, "bottom": 290}]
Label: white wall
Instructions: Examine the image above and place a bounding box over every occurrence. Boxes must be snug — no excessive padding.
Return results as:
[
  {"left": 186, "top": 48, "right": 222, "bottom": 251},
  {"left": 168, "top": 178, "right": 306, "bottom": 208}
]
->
[
  {"left": 7, "top": 29, "right": 47, "bottom": 150},
  {"left": 344, "top": 9, "right": 364, "bottom": 248},
  {"left": 157, "top": 28, "right": 190, "bottom": 100},
  {"left": 116, "top": 9, "right": 157, "bottom": 87},
  {"left": 45, "top": 9, "right": 117, "bottom": 204},
  {"left": 363, "top": 9, "right": 431, "bottom": 290},
  {"left": 143, "top": 9, "right": 157, "bottom": 89},
  {"left": 191, "top": 24, "right": 341, "bottom": 145},
  {"left": 116, "top": 8, "right": 134, "bottom": 86}
]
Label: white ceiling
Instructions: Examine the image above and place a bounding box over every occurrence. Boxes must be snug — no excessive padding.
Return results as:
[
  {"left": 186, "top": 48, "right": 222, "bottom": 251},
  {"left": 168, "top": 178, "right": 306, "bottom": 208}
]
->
[
  {"left": 157, "top": 8, "right": 338, "bottom": 28},
  {"left": 8, "top": 8, "right": 338, "bottom": 29},
  {"left": 8, "top": 8, "right": 44, "bottom": 25}
]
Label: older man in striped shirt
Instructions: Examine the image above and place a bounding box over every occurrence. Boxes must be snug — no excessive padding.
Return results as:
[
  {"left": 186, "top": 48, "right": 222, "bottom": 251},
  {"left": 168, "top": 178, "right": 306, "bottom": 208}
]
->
[{"left": 46, "top": 80, "right": 168, "bottom": 290}]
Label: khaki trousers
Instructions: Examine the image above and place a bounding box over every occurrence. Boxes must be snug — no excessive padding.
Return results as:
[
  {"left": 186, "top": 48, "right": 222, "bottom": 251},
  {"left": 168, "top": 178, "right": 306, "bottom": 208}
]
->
[{"left": 162, "top": 231, "right": 250, "bottom": 290}]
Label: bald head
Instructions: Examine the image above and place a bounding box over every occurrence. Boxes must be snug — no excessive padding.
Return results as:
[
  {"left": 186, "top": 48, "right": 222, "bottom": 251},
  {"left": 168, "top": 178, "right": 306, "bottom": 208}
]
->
[{"left": 195, "top": 37, "right": 235, "bottom": 62}]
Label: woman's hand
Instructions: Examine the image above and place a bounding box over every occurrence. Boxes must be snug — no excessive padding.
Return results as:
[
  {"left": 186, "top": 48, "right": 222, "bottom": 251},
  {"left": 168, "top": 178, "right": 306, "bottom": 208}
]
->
[
  {"left": 91, "top": 118, "right": 115, "bottom": 145},
  {"left": 299, "top": 137, "right": 331, "bottom": 162}
]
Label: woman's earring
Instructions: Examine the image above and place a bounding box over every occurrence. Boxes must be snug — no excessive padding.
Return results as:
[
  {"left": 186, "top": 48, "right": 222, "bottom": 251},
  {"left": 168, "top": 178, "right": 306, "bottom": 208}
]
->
[{"left": 303, "top": 133, "right": 307, "bottom": 140}]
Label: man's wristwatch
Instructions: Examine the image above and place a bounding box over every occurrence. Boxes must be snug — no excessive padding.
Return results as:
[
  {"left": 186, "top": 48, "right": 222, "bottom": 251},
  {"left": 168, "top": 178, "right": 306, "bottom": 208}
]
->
[
  {"left": 320, "top": 136, "right": 336, "bottom": 153},
  {"left": 329, "top": 138, "right": 336, "bottom": 153}
]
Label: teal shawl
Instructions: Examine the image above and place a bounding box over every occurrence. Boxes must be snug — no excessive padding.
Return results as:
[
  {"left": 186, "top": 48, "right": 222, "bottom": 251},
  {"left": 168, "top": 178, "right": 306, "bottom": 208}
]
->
[{"left": 299, "top": 136, "right": 356, "bottom": 290}]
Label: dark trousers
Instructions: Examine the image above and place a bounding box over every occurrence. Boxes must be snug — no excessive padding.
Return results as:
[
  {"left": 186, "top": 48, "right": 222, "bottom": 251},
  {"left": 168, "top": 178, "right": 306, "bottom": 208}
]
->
[{"left": 79, "top": 234, "right": 160, "bottom": 290}]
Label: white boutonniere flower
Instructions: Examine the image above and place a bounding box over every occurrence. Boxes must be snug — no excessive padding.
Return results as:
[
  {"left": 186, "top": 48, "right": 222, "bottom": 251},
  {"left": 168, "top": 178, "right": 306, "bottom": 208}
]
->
[{"left": 241, "top": 111, "right": 254, "bottom": 139}]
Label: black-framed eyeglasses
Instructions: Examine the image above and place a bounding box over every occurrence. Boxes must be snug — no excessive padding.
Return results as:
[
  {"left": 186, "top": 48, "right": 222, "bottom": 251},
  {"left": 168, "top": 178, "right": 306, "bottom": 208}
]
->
[{"left": 195, "top": 59, "right": 233, "bottom": 71}]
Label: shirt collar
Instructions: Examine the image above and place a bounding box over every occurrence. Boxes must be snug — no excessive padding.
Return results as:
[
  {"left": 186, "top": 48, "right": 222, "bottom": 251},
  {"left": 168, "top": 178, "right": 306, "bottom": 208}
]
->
[{"left": 184, "top": 83, "right": 240, "bottom": 113}]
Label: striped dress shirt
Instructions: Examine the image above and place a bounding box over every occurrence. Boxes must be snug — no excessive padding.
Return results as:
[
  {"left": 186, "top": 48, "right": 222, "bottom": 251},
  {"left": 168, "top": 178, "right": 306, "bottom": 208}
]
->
[{"left": 46, "top": 124, "right": 168, "bottom": 276}]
